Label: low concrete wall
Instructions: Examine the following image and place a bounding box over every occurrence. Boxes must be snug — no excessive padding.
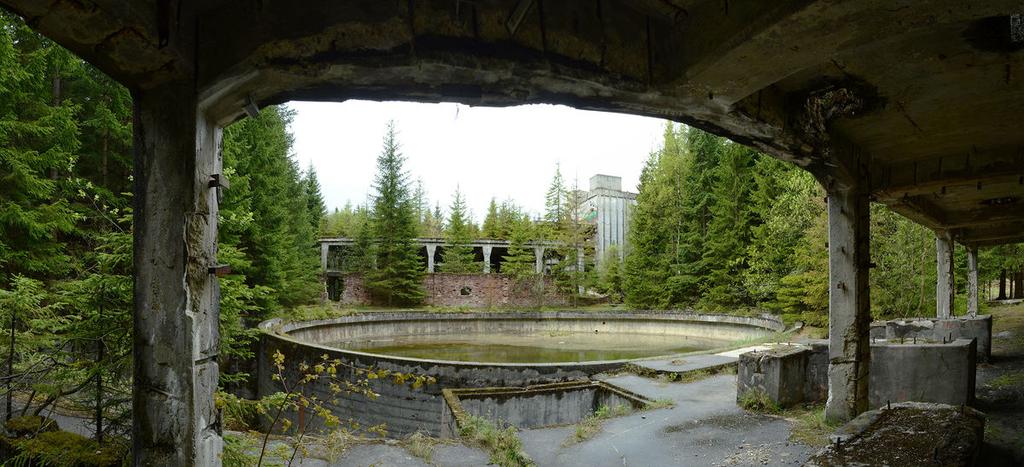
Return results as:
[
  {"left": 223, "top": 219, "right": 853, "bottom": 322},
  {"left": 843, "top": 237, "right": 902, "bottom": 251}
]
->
[
  {"left": 440, "top": 381, "right": 650, "bottom": 437},
  {"left": 281, "top": 311, "right": 783, "bottom": 346},
  {"left": 261, "top": 312, "right": 782, "bottom": 437},
  {"left": 873, "top": 315, "right": 991, "bottom": 362},
  {"left": 738, "top": 338, "right": 977, "bottom": 409}
]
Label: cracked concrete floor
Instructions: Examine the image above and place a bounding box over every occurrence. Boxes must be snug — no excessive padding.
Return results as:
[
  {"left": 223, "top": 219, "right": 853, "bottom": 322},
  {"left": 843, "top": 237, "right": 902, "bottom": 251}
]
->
[
  {"left": 319, "top": 372, "right": 814, "bottom": 466},
  {"left": 517, "top": 374, "right": 813, "bottom": 467}
]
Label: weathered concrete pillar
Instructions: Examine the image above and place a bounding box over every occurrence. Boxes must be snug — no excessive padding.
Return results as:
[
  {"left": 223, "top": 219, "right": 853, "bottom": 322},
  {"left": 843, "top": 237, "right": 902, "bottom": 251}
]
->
[
  {"left": 534, "top": 246, "right": 546, "bottom": 274},
  {"left": 321, "top": 242, "right": 329, "bottom": 272},
  {"left": 426, "top": 244, "right": 437, "bottom": 273},
  {"left": 482, "top": 245, "right": 493, "bottom": 273},
  {"left": 133, "top": 82, "right": 221, "bottom": 465},
  {"left": 936, "top": 230, "right": 955, "bottom": 319},
  {"left": 967, "top": 246, "right": 979, "bottom": 317},
  {"left": 824, "top": 180, "right": 871, "bottom": 423}
]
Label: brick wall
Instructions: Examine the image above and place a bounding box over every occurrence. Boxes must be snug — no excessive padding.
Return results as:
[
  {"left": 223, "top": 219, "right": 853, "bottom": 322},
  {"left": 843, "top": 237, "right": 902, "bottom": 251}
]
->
[{"left": 338, "top": 273, "right": 566, "bottom": 307}]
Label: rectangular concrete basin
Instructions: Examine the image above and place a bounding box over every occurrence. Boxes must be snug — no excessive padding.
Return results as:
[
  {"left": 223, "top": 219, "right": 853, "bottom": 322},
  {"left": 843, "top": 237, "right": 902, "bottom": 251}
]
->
[{"left": 441, "top": 381, "right": 652, "bottom": 438}]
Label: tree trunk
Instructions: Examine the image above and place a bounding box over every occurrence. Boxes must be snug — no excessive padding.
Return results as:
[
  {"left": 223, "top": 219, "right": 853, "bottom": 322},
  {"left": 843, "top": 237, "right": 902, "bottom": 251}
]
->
[
  {"left": 998, "top": 268, "right": 1007, "bottom": 300},
  {"left": 1015, "top": 269, "right": 1024, "bottom": 299}
]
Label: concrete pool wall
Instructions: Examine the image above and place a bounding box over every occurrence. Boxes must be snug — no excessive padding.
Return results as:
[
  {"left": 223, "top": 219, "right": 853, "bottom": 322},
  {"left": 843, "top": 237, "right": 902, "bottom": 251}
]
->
[{"left": 258, "top": 311, "right": 783, "bottom": 436}]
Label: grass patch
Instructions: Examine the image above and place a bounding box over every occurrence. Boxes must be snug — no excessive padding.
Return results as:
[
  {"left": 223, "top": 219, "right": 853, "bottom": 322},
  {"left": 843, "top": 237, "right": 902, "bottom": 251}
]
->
[
  {"left": 402, "top": 431, "right": 445, "bottom": 463},
  {"left": 784, "top": 404, "right": 839, "bottom": 447},
  {"left": 564, "top": 404, "right": 632, "bottom": 446},
  {"left": 987, "top": 370, "right": 1024, "bottom": 390},
  {"left": 648, "top": 398, "right": 675, "bottom": 410},
  {"left": 738, "top": 389, "right": 782, "bottom": 414},
  {"left": 273, "top": 303, "right": 361, "bottom": 322},
  {"left": 458, "top": 415, "right": 533, "bottom": 467}
]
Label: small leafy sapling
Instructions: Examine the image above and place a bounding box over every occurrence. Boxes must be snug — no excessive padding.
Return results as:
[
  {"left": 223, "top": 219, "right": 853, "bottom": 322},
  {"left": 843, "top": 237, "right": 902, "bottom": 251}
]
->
[{"left": 255, "top": 350, "right": 435, "bottom": 466}]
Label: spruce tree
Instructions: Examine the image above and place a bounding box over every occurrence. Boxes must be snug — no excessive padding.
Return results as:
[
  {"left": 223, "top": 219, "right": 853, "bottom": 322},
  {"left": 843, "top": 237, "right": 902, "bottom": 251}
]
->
[
  {"left": 482, "top": 198, "right": 500, "bottom": 238},
  {"left": 221, "top": 106, "right": 320, "bottom": 311},
  {"left": 624, "top": 123, "right": 686, "bottom": 308},
  {"left": 439, "top": 187, "right": 479, "bottom": 273},
  {"left": 700, "top": 143, "right": 756, "bottom": 308},
  {"left": 544, "top": 163, "right": 566, "bottom": 227},
  {"left": 365, "top": 122, "right": 425, "bottom": 305},
  {"left": 673, "top": 127, "right": 723, "bottom": 303},
  {"left": 0, "top": 17, "right": 78, "bottom": 284},
  {"left": 303, "top": 162, "right": 327, "bottom": 234}
]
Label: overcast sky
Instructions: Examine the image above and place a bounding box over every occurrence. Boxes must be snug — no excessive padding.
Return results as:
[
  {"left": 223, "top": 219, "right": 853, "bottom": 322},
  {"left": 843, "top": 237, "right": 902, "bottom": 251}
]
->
[{"left": 289, "top": 100, "right": 668, "bottom": 222}]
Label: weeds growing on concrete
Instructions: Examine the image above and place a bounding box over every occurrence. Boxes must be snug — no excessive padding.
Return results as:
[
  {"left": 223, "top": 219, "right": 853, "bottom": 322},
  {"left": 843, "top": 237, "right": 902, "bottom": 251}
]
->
[
  {"left": 648, "top": 398, "right": 675, "bottom": 409},
  {"left": 738, "top": 389, "right": 782, "bottom": 414},
  {"left": 403, "top": 431, "right": 446, "bottom": 463},
  {"left": 988, "top": 371, "right": 1024, "bottom": 390},
  {"left": 784, "top": 404, "right": 839, "bottom": 447},
  {"left": 564, "top": 404, "right": 633, "bottom": 446},
  {"left": 459, "top": 415, "right": 533, "bottom": 467}
]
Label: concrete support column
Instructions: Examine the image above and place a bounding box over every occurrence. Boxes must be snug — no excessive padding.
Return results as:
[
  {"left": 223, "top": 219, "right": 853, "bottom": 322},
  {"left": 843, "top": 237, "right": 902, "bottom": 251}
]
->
[
  {"left": 482, "top": 245, "right": 492, "bottom": 273},
  {"left": 426, "top": 244, "right": 437, "bottom": 273},
  {"left": 824, "top": 182, "right": 872, "bottom": 424},
  {"left": 321, "top": 243, "right": 329, "bottom": 272},
  {"left": 534, "top": 246, "right": 546, "bottom": 274},
  {"left": 936, "top": 230, "right": 955, "bottom": 319},
  {"left": 133, "top": 82, "right": 221, "bottom": 465},
  {"left": 967, "top": 245, "right": 979, "bottom": 317}
]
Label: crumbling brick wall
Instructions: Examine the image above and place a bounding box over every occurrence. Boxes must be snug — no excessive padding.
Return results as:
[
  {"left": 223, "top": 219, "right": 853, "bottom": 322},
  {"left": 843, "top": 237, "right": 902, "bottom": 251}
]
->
[{"left": 339, "top": 273, "right": 566, "bottom": 307}]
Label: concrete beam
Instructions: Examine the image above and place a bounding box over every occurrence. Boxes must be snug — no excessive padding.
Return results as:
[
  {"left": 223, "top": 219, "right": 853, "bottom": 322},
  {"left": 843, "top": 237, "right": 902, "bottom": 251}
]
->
[
  {"left": 874, "top": 150, "right": 1024, "bottom": 201},
  {"left": 936, "top": 230, "right": 955, "bottom": 319},
  {"left": 967, "top": 246, "right": 979, "bottom": 317},
  {"left": 133, "top": 81, "right": 221, "bottom": 465},
  {"left": 956, "top": 221, "right": 1024, "bottom": 246}
]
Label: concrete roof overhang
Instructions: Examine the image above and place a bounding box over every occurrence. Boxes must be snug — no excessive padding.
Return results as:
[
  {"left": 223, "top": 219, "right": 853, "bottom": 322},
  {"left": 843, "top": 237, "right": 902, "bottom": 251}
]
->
[{"left": 4, "top": 0, "right": 1022, "bottom": 246}]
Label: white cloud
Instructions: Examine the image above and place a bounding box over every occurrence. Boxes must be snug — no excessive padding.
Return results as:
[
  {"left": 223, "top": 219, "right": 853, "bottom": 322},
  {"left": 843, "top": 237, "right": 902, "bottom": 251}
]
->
[{"left": 288, "top": 100, "right": 665, "bottom": 222}]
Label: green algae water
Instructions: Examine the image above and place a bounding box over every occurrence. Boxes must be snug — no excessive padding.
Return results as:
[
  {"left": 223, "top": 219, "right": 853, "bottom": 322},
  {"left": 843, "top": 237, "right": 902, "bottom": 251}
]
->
[{"left": 329, "top": 332, "right": 726, "bottom": 363}]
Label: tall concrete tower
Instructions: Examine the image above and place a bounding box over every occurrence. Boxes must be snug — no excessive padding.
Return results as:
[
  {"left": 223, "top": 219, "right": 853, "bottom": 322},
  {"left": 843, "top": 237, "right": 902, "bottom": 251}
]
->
[{"left": 583, "top": 174, "right": 636, "bottom": 264}]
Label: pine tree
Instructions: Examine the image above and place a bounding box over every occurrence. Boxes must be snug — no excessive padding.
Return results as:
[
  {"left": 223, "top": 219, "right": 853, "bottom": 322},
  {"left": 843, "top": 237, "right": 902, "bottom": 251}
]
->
[
  {"left": 365, "top": 121, "right": 425, "bottom": 305},
  {"left": 624, "top": 123, "right": 686, "bottom": 308},
  {"left": 745, "top": 157, "right": 820, "bottom": 307},
  {"left": 544, "top": 163, "right": 566, "bottom": 227},
  {"left": 501, "top": 213, "right": 540, "bottom": 278},
  {"left": 439, "top": 187, "right": 479, "bottom": 273},
  {"left": 221, "top": 106, "right": 320, "bottom": 311},
  {"left": 0, "top": 16, "right": 79, "bottom": 284},
  {"left": 700, "top": 143, "right": 756, "bottom": 308},
  {"left": 303, "top": 162, "right": 327, "bottom": 234},
  {"left": 482, "top": 198, "right": 500, "bottom": 238},
  {"left": 672, "top": 127, "right": 723, "bottom": 303}
]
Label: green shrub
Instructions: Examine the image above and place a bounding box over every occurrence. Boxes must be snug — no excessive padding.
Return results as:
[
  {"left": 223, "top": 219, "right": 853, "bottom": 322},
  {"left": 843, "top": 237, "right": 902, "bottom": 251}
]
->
[
  {"left": 9, "top": 430, "right": 126, "bottom": 466},
  {"left": 458, "top": 415, "right": 533, "bottom": 467},
  {"left": 738, "top": 389, "right": 782, "bottom": 414},
  {"left": 4, "top": 415, "right": 58, "bottom": 437}
]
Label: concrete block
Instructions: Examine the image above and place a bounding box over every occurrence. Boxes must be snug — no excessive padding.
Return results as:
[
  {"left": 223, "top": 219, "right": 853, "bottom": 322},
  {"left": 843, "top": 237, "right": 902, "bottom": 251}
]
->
[
  {"left": 869, "top": 338, "right": 976, "bottom": 408},
  {"left": 737, "top": 346, "right": 810, "bottom": 408},
  {"left": 883, "top": 315, "right": 991, "bottom": 363}
]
